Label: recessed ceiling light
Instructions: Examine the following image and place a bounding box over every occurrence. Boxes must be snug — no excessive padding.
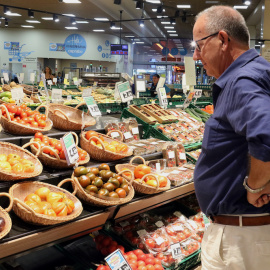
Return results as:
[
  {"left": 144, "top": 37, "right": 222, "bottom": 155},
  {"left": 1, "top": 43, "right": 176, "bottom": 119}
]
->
[
  {"left": 42, "top": 17, "right": 53, "bottom": 20},
  {"left": 234, "top": 5, "right": 248, "bottom": 9},
  {"left": 167, "top": 30, "right": 176, "bottom": 33},
  {"left": 136, "top": 42, "right": 144, "bottom": 44},
  {"left": 76, "top": 21, "right": 89, "bottom": 24},
  {"left": 161, "top": 22, "right": 171, "bottom": 24},
  {"left": 152, "top": 8, "right": 165, "bottom": 12},
  {"left": 21, "top": 25, "right": 34, "bottom": 28},
  {"left": 65, "top": 26, "right": 78, "bottom": 29},
  {"left": 164, "top": 26, "right": 174, "bottom": 29},
  {"left": 63, "top": 14, "right": 75, "bottom": 17},
  {"left": 176, "top": 5, "right": 191, "bottom": 8},
  {"left": 63, "top": 0, "right": 81, "bottom": 3},
  {"left": 125, "top": 35, "right": 135, "bottom": 37},
  {"left": 26, "top": 20, "right": 40, "bottom": 23},
  {"left": 6, "top": 12, "right": 22, "bottom": 16},
  {"left": 94, "top": 18, "right": 109, "bottom": 21},
  {"left": 157, "top": 16, "right": 168, "bottom": 18},
  {"left": 169, "top": 34, "right": 178, "bottom": 36},
  {"left": 93, "top": 29, "right": 105, "bottom": 32},
  {"left": 111, "top": 27, "right": 123, "bottom": 30}
]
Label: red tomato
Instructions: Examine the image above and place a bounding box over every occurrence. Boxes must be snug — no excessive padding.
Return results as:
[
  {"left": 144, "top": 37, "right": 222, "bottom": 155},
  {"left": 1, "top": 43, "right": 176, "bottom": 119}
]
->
[
  {"left": 146, "top": 265, "right": 155, "bottom": 270},
  {"left": 19, "top": 120, "right": 26, "bottom": 125},
  {"left": 15, "top": 107, "right": 22, "bottom": 116},
  {"left": 134, "top": 249, "right": 144, "bottom": 256},
  {"left": 129, "top": 260, "right": 138, "bottom": 267},
  {"left": 107, "top": 245, "right": 117, "bottom": 254},
  {"left": 138, "top": 267, "right": 147, "bottom": 270},
  {"left": 20, "top": 111, "right": 27, "bottom": 119},
  {"left": 134, "top": 164, "right": 151, "bottom": 179},
  {"left": 35, "top": 132, "right": 43, "bottom": 139},
  {"left": 6, "top": 104, "right": 17, "bottom": 114},
  {"left": 54, "top": 142, "right": 62, "bottom": 152},
  {"left": 117, "top": 245, "right": 125, "bottom": 254},
  {"left": 145, "top": 239, "right": 155, "bottom": 249},
  {"left": 26, "top": 109, "right": 34, "bottom": 117},
  {"left": 128, "top": 254, "right": 138, "bottom": 261},
  {"left": 97, "top": 265, "right": 107, "bottom": 270},
  {"left": 137, "top": 254, "right": 146, "bottom": 262},
  {"left": 85, "top": 130, "right": 98, "bottom": 140},
  {"left": 153, "top": 259, "right": 161, "bottom": 265},
  {"left": 20, "top": 104, "right": 27, "bottom": 110},
  {"left": 129, "top": 263, "right": 137, "bottom": 270},
  {"left": 154, "top": 265, "right": 163, "bottom": 270},
  {"left": 59, "top": 150, "right": 66, "bottom": 159},
  {"left": 100, "top": 247, "right": 108, "bottom": 256},
  {"left": 145, "top": 254, "right": 155, "bottom": 260},
  {"left": 34, "top": 113, "right": 41, "bottom": 122},
  {"left": 137, "top": 261, "right": 146, "bottom": 267},
  {"left": 40, "top": 114, "right": 46, "bottom": 120},
  {"left": 38, "top": 119, "right": 46, "bottom": 128},
  {"left": 95, "top": 234, "right": 105, "bottom": 243},
  {"left": 101, "top": 236, "right": 112, "bottom": 246},
  {"left": 31, "top": 121, "right": 39, "bottom": 128},
  {"left": 145, "top": 258, "right": 154, "bottom": 265}
]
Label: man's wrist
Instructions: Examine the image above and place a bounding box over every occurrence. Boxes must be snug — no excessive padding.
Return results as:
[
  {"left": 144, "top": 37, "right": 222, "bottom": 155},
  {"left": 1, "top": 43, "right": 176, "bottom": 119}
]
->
[{"left": 243, "top": 176, "right": 270, "bottom": 193}]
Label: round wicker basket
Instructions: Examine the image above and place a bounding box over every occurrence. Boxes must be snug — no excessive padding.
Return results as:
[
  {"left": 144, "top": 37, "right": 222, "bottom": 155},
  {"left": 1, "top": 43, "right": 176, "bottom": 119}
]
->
[
  {"left": 115, "top": 156, "right": 146, "bottom": 174},
  {"left": 23, "top": 132, "right": 90, "bottom": 169},
  {"left": 72, "top": 169, "right": 135, "bottom": 207},
  {"left": 0, "top": 193, "right": 13, "bottom": 240},
  {"left": 0, "top": 142, "right": 43, "bottom": 181},
  {"left": 21, "top": 85, "right": 39, "bottom": 95},
  {"left": 2, "top": 85, "right": 11, "bottom": 92},
  {"left": 48, "top": 103, "right": 96, "bottom": 131},
  {"left": 9, "top": 179, "right": 83, "bottom": 225},
  {"left": 80, "top": 131, "right": 133, "bottom": 162},
  {"left": 0, "top": 104, "right": 52, "bottom": 135}
]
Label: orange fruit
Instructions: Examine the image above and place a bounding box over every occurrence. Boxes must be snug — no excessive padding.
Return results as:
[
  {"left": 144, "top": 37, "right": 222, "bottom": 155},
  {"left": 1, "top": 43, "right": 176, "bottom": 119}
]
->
[
  {"left": 105, "top": 144, "right": 116, "bottom": 152},
  {"left": 12, "top": 163, "right": 24, "bottom": 174}
]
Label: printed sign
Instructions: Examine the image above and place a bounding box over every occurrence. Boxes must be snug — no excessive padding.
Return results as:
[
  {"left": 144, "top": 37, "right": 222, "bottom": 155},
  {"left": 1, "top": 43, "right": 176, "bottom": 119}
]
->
[
  {"left": 157, "top": 87, "right": 168, "bottom": 107},
  {"left": 194, "top": 89, "right": 202, "bottom": 99},
  {"left": 117, "top": 81, "right": 133, "bottom": 103},
  {"left": 171, "top": 243, "right": 182, "bottom": 259},
  {"left": 83, "top": 96, "right": 101, "bottom": 117},
  {"left": 52, "top": 89, "right": 62, "bottom": 102},
  {"left": 3, "top": 73, "right": 9, "bottom": 83},
  {"left": 61, "top": 132, "right": 79, "bottom": 165},
  {"left": 105, "top": 249, "right": 132, "bottom": 270},
  {"left": 11, "top": 87, "right": 24, "bottom": 104},
  {"left": 65, "top": 34, "right": 87, "bottom": 57}
]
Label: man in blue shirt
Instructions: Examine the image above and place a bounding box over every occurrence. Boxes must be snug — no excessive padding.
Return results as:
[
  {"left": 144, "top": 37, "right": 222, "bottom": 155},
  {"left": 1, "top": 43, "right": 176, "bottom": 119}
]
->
[{"left": 193, "top": 5, "right": 270, "bottom": 270}]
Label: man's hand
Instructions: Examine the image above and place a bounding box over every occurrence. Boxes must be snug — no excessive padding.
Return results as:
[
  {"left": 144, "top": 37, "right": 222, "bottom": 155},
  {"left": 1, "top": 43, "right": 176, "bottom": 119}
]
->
[{"left": 247, "top": 182, "right": 270, "bottom": 207}]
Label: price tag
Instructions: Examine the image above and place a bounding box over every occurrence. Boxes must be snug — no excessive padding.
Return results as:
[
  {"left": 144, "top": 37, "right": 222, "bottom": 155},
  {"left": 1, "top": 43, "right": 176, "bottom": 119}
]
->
[
  {"left": 180, "top": 153, "right": 186, "bottom": 160},
  {"left": 178, "top": 167, "right": 187, "bottom": 171},
  {"left": 65, "top": 74, "right": 69, "bottom": 79},
  {"left": 194, "top": 89, "right": 202, "bottom": 99},
  {"left": 155, "top": 237, "right": 164, "bottom": 245},
  {"left": 73, "top": 77, "right": 78, "bottom": 83},
  {"left": 52, "top": 89, "right": 62, "bottom": 102},
  {"left": 82, "top": 88, "right": 92, "bottom": 97},
  {"left": 119, "top": 221, "right": 130, "bottom": 227},
  {"left": 83, "top": 96, "right": 101, "bottom": 117},
  {"left": 135, "top": 143, "right": 145, "bottom": 147},
  {"left": 156, "top": 163, "right": 161, "bottom": 172},
  {"left": 132, "top": 127, "right": 139, "bottom": 135},
  {"left": 168, "top": 151, "right": 175, "bottom": 159},
  {"left": 155, "top": 221, "right": 164, "bottom": 228},
  {"left": 64, "top": 78, "right": 69, "bottom": 85},
  {"left": 172, "top": 224, "right": 184, "bottom": 231},
  {"left": 171, "top": 243, "right": 182, "bottom": 259},
  {"left": 3, "top": 73, "right": 9, "bottom": 83},
  {"left": 11, "top": 87, "right": 24, "bottom": 103},
  {"left": 60, "top": 132, "right": 79, "bottom": 165},
  {"left": 39, "top": 80, "right": 44, "bottom": 87},
  {"left": 150, "top": 142, "right": 158, "bottom": 145},
  {"left": 47, "top": 80, "right": 53, "bottom": 86},
  {"left": 30, "top": 73, "right": 35, "bottom": 83},
  {"left": 124, "top": 132, "right": 133, "bottom": 140},
  {"left": 67, "top": 95, "right": 72, "bottom": 101},
  {"left": 202, "top": 213, "right": 211, "bottom": 230},
  {"left": 157, "top": 87, "right": 168, "bottom": 107},
  {"left": 117, "top": 81, "right": 133, "bottom": 103},
  {"left": 173, "top": 211, "right": 182, "bottom": 217},
  {"left": 78, "top": 79, "right": 83, "bottom": 84},
  {"left": 53, "top": 78, "right": 57, "bottom": 84},
  {"left": 105, "top": 249, "right": 132, "bottom": 270},
  {"left": 111, "top": 132, "right": 120, "bottom": 138},
  {"left": 137, "top": 229, "right": 148, "bottom": 237},
  {"left": 93, "top": 81, "right": 98, "bottom": 86}
]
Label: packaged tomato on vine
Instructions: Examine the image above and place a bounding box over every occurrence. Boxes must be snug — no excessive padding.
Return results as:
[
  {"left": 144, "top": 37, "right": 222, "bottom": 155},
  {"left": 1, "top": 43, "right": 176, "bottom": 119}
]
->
[
  {"left": 180, "top": 237, "right": 200, "bottom": 257},
  {"left": 175, "top": 144, "right": 187, "bottom": 167},
  {"left": 128, "top": 118, "right": 140, "bottom": 140},
  {"left": 118, "top": 122, "right": 134, "bottom": 143},
  {"left": 165, "top": 222, "right": 193, "bottom": 243},
  {"left": 162, "top": 145, "right": 176, "bottom": 167}
]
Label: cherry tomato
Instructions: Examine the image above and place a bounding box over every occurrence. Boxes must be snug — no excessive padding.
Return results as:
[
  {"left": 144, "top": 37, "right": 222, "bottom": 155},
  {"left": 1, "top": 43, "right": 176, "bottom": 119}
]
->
[
  {"left": 20, "top": 111, "right": 27, "bottom": 119},
  {"left": 15, "top": 107, "right": 22, "bottom": 116},
  {"left": 40, "top": 114, "right": 46, "bottom": 120},
  {"left": 35, "top": 132, "right": 43, "bottom": 139},
  {"left": 38, "top": 119, "right": 46, "bottom": 128},
  {"left": 26, "top": 110, "right": 34, "bottom": 117},
  {"left": 145, "top": 239, "right": 155, "bottom": 249},
  {"left": 31, "top": 121, "right": 39, "bottom": 128},
  {"left": 55, "top": 142, "right": 62, "bottom": 152}
]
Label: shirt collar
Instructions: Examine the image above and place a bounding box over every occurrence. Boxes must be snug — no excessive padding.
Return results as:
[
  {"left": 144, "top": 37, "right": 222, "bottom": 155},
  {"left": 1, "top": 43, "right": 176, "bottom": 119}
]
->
[{"left": 214, "top": 48, "right": 259, "bottom": 89}]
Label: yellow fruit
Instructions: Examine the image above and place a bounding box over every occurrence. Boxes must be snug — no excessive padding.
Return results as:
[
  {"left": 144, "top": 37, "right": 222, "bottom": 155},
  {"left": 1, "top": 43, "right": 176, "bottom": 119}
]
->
[
  {"left": 20, "top": 159, "right": 33, "bottom": 165},
  {"left": 0, "top": 161, "right": 12, "bottom": 171},
  {"left": 146, "top": 180, "right": 158, "bottom": 187},
  {"left": 105, "top": 144, "right": 116, "bottom": 152},
  {"left": 7, "top": 154, "right": 20, "bottom": 162},
  {"left": 8, "top": 158, "right": 21, "bottom": 166},
  {"left": 0, "top": 154, "right": 7, "bottom": 162},
  {"left": 12, "top": 163, "right": 24, "bottom": 173},
  {"left": 110, "top": 141, "right": 119, "bottom": 146},
  {"left": 23, "top": 163, "right": 35, "bottom": 173}
]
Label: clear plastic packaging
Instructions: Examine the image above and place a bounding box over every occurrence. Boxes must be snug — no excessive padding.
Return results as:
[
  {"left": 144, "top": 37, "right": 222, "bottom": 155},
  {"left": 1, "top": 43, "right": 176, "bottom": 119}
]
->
[
  {"left": 175, "top": 144, "right": 187, "bottom": 167},
  {"left": 146, "top": 159, "right": 167, "bottom": 172},
  {"left": 127, "top": 118, "right": 140, "bottom": 141},
  {"left": 162, "top": 167, "right": 193, "bottom": 186},
  {"left": 118, "top": 122, "right": 134, "bottom": 143},
  {"left": 163, "top": 145, "right": 176, "bottom": 167}
]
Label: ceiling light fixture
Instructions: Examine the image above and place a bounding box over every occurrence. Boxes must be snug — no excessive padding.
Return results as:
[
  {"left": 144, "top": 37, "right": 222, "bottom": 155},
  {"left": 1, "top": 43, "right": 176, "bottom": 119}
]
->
[
  {"left": 26, "top": 20, "right": 40, "bottom": 23},
  {"left": 164, "top": 26, "right": 174, "bottom": 29},
  {"left": 63, "top": 14, "right": 75, "bottom": 17},
  {"left": 94, "top": 18, "right": 109, "bottom": 21},
  {"left": 63, "top": 0, "right": 81, "bottom": 3},
  {"left": 110, "top": 22, "right": 116, "bottom": 29},
  {"left": 21, "top": 25, "right": 34, "bottom": 28},
  {"left": 28, "top": 10, "right": 34, "bottom": 18},
  {"left": 93, "top": 29, "right": 105, "bottom": 32},
  {"left": 139, "top": 20, "right": 144, "bottom": 27},
  {"left": 76, "top": 20, "right": 89, "bottom": 23},
  {"left": 111, "top": 27, "right": 122, "bottom": 30},
  {"left": 53, "top": 14, "right": 59, "bottom": 22},
  {"left": 169, "top": 34, "right": 178, "bottom": 36},
  {"left": 242, "top": 0, "right": 251, "bottom": 5},
  {"left": 4, "top": 6, "right": 10, "bottom": 15},
  {"left": 114, "top": 0, "right": 121, "bottom": 4},
  {"left": 5, "top": 18, "right": 8, "bottom": 27},
  {"left": 136, "top": 41, "right": 144, "bottom": 44},
  {"left": 176, "top": 5, "right": 191, "bottom": 8},
  {"left": 42, "top": 17, "right": 53, "bottom": 20},
  {"left": 161, "top": 21, "right": 171, "bottom": 24},
  {"left": 136, "top": 1, "right": 143, "bottom": 9},
  {"left": 65, "top": 26, "right": 78, "bottom": 29},
  {"left": 157, "top": 15, "right": 168, "bottom": 18},
  {"left": 167, "top": 30, "right": 176, "bottom": 33},
  {"left": 234, "top": 5, "right": 248, "bottom": 9},
  {"left": 70, "top": 18, "right": 76, "bottom": 24}
]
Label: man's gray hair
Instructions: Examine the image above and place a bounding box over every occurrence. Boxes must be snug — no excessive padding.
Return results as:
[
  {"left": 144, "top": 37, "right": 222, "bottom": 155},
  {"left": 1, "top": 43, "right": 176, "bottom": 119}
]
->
[{"left": 196, "top": 5, "right": 250, "bottom": 46}]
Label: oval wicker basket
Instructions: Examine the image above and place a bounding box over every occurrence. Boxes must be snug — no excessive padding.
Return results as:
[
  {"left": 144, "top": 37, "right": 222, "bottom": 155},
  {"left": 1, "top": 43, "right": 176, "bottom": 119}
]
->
[
  {"left": 48, "top": 103, "right": 96, "bottom": 131},
  {"left": 23, "top": 132, "right": 90, "bottom": 169},
  {"left": 0, "top": 142, "right": 43, "bottom": 181},
  {"left": 2, "top": 85, "right": 11, "bottom": 92},
  {"left": 116, "top": 156, "right": 171, "bottom": 194},
  {"left": 0, "top": 193, "right": 13, "bottom": 240},
  {"left": 106, "top": 130, "right": 124, "bottom": 142},
  {"left": 72, "top": 169, "right": 135, "bottom": 207},
  {"left": 80, "top": 131, "right": 133, "bottom": 162},
  {"left": 0, "top": 104, "right": 52, "bottom": 135},
  {"left": 21, "top": 85, "right": 39, "bottom": 95},
  {"left": 9, "top": 179, "right": 83, "bottom": 225}
]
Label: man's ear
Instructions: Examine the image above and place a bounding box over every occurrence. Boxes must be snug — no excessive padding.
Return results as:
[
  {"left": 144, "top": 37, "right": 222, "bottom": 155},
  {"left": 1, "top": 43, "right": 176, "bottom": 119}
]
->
[{"left": 218, "top": 30, "right": 230, "bottom": 51}]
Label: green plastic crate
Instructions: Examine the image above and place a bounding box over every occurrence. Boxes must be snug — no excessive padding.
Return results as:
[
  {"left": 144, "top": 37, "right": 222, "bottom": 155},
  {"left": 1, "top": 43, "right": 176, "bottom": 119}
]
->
[{"left": 174, "top": 250, "right": 201, "bottom": 270}]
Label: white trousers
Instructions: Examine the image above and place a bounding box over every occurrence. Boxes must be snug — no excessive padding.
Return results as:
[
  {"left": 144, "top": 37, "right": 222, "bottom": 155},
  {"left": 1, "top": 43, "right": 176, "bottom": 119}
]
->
[{"left": 201, "top": 223, "right": 270, "bottom": 270}]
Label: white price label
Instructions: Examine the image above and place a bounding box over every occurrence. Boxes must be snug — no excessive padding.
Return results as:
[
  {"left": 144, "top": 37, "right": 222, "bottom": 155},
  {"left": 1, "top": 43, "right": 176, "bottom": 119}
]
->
[
  {"left": 150, "top": 142, "right": 159, "bottom": 145},
  {"left": 30, "top": 73, "right": 35, "bottom": 82},
  {"left": 78, "top": 79, "right": 83, "bottom": 84},
  {"left": 61, "top": 132, "right": 79, "bottom": 165},
  {"left": 53, "top": 78, "right": 57, "bottom": 84},
  {"left": 84, "top": 96, "right": 101, "bottom": 117},
  {"left": 137, "top": 229, "right": 148, "bottom": 237},
  {"left": 168, "top": 151, "right": 175, "bottom": 159},
  {"left": 52, "top": 89, "right": 62, "bottom": 101},
  {"left": 47, "top": 80, "right": 53, "bottom": 86},
  {"left": 82, "top": 88, "right": 92, "bottom": 97},
  {"left": 155, "top": 221, "right": 164, "bottom": 228},
  {"left": 3, "top": 73, "right": 9, "bottom": 83},
  {"left": 155, "top": 237, "right": 165, "bottom": 245},
  {"left": 179, "top": 153, "right": 186, "bottom": 160},
  {"left": 105, "top": 249, "right": 132, "bottom": 270},
  {"left": 132, "top": 127, "right": 139, "bottom": 135},
  {"left": 117, "top": 81, "right": 133, "bottom": 103},
  {"left": 124, "top": 132, "right": 133, "bottom": 140},
  {"left": 65, "top": 74, "right": 69, "bottom": 79},
  {"left": 135, "top": 143, "right": 145, "bottom": 147},
  {"left": 179, "top": 167, "right": 187, "bottom": 171},
  {"left": 119, "top": 221, "right": 130, "bottom": 227},
  {"left": 173, "top": 211, "right": 182, "bottom": 217},
  {"left": 194, "top": 89, "right": 202, "bottom": 99},
  {"left": 67, "top": 95, "right": 72, "bottom": 101},
  {"left": 171, "top": 243, "right": 182, "bottom": 259},
  {"left": 157, "top": 87, "right": 168, "bottom": 107},
  {"left": 11, "top": 87, "right": 24, "bottom": 103},
  {"left": 111, "top": 132, "right": 120, "bottom": 138},
  {"left": 172, "top": 225, "right": 184, "bottom": 232},
  {"left": 156, "top": 163, "right": 161, "bottom": 172}
]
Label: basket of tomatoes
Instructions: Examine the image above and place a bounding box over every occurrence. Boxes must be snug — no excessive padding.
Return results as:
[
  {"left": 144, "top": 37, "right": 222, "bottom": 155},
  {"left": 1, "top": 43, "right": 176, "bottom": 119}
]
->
[
  {"left": 9, "top": 179, "right": 83, "bottom": 225},
  {"left": 80, "top": 130, "right": 133, "bottom": 162},
  {"left": 116, "top": 156, "right": 170, "bottom": 194},
  {"left": 23, "top": 132, "right": 90, "bottom": 169},
  {"left": 48, "top": 103, "right": 96, "bottom": 131},
  {"left": 0, "top": 142, "right": 43, "bottom": 181},
  {"left": 0, "top": 103, "right": 52, "bottom": 135},
  {"left": 0, "top": 193, "right": 13, "bottom": 240},
  {"left": 71, "top": 164, "right": 135, "bottom": 207}
]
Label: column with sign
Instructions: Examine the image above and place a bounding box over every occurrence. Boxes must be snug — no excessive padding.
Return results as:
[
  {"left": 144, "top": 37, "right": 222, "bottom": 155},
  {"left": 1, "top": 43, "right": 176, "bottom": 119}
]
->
[
  {"left": 118, "top": 81, "right": 133, "bottom": 103},
  {"left": 157, "top": 87, "right": 168, "bottom": 108},
  {"left": 60, "top": 133, "right": 79, "bottom": 166},
  {"left": 83, "top": 96, "right": 101, "bottom": 117}
]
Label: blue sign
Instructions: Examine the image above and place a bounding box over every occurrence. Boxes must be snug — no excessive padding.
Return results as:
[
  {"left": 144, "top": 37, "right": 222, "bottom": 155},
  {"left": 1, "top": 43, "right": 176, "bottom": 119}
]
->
[
  {"left": 180, "top": 48, "right": 187, "bottom": 56},
  {"left": 171, "top": 48, "right": 179, "bottom": 56},
  {"left": 162, "top": 47, "right": 170, "bottom": 55},
  {"left": 49, "top": 43, "right": 57, "bottom": 51},
  {"left": 105, "top": 249, "right": 131, "bottom": 270},
  {"left": 64, "top": 34, "right": 86, "bottom": 57},
  {"left": 105, "top": 40, "right": 110, "bottom": 47},
  {"left": 4, "top": 42, "right": 11, "bottom": 50},
  {"left": 106, "top": 53, "right": 109, "bottom": 58},
  {"left": 102, "top": 53, "right": 105, "bottom": 58},
  {"left": 98, "top": 45, "right": 103, "bottom": 52}
]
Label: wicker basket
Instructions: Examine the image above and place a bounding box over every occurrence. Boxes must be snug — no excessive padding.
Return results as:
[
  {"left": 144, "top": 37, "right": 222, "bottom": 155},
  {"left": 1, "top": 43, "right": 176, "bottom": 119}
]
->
[
  {"left": 0, "top": 142, "right": 43, "bottom": 181},
  {"left": 72, "top": 169, "right": 134, "bottom": 207},
  {"left": 23, "top": 132, "right": 90, "bottom": 169},
  {"left": 21, "top": 85, "right": 39, "bottom": 95},
  {"left": 0, "top": 193, "right": 13, "bottom": 240},
  {"left": 48, "top": 103, "right": 96, "bottom": 131},
  {"left": 0, "top": 104, "right": 52, "bottom": 135},
  {"left": 115, "top": 156, "right": 146, "bottom": 175},
  {"left": 2, "top": 85, "right": 11, "bottom": 92},
  {"left": 80, "top": 131, "right": 133, "bottom": 162},
  {"left": 106, "top": 130, "right": 124, "bottom": 142},
  {"left": 9, "top": 179, "right": 83, "bottom": 225}
]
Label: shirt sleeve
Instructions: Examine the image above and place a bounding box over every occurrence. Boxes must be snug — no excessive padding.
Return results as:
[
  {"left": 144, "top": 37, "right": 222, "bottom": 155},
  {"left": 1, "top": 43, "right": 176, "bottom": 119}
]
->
[{"left": 226, "top": 76, "right": 270, "bottom": 162}]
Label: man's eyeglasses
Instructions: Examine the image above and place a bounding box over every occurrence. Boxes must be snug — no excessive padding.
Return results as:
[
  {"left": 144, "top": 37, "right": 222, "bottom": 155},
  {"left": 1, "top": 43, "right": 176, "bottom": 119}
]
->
[{"left": 194, "top": 32, "right": 219, "bottom": 52}]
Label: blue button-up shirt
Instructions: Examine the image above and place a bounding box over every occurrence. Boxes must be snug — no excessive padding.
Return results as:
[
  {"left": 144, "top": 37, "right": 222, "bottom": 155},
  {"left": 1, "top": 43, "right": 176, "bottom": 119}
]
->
[{"left": 194, "top": 49, "right": 270, "bottom": 216}]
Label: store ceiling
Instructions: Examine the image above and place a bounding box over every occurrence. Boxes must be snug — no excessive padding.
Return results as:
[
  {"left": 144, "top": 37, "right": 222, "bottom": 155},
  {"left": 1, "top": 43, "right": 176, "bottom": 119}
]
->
[{"left": 0, "top": 0, "right": 263, "bottom": 57}]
